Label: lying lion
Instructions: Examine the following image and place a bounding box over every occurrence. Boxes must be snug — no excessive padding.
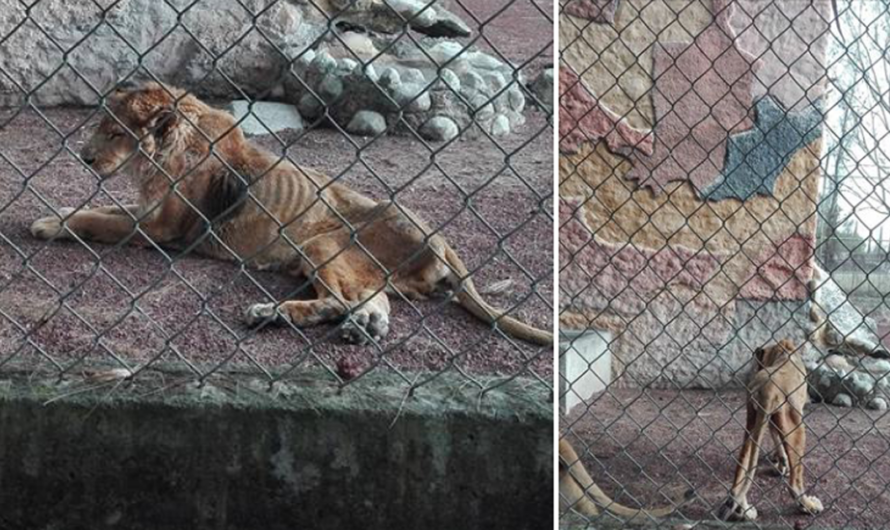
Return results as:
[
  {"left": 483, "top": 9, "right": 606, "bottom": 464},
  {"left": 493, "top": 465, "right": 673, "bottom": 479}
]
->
[
  {"left": 30, "top": 82, "right": 551, "bottom": 346},
  {"left": 560, "top": 439, "right": 693, "bottom": 520},
  {"left": 718, "top": 339, "right": 823, "bottom": 521}
]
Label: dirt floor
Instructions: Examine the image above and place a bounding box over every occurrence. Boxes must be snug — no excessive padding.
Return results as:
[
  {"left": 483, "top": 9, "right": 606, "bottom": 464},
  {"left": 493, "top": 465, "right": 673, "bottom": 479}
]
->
[
  {"left": 562, "top": 388, "right": 890, "bottom": 529},
  {"left": 0, "top": 0, "right": 554, "bottom": 382}
]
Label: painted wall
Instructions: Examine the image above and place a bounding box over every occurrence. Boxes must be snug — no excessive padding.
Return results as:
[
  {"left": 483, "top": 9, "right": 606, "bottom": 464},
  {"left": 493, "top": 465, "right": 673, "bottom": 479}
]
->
[{"left": 559, "top": 0, "right": 830, "bottom": 387}]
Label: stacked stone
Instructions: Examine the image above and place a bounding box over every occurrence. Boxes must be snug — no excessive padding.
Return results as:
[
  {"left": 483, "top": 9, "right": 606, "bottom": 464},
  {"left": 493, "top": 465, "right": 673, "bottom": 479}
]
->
[{"left": 287, "top": 43, "right": 529, "bottom": 142}]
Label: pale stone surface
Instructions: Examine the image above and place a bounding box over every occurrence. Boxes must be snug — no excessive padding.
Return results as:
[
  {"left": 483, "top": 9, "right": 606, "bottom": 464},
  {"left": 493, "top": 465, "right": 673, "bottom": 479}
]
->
[
  {"left": 832, "top": 393, "right": 853, "bottom": 408},
  {"left": 346, "top": 110, "right": 387, "bottom": 136},
  {"left": 812, "top": 275, "right": 886, "bottom": 354},
  {"left": 560, "top": 329, "right": 612, "bottom": 414},
  {"left": 738, "top": 234, "right": 814, "bottom": 300},
  {"left": 868, "top": 397, "right": 888, "bottom": 411},
  {"left": 730, "top": 0, "right": 831, "bottom": 110},
  {"left": 315, "top": 0, "right": 470, "bottom": 38},
  {"left": 0, "top": 0, "right": 315, "bottom": 105},
  {"left": 0, "top": 0, "right": 533, "bottom": 139},
  {"left": 283, "top": 40, "right": 529, "bottom": 138},
  {"left": 420, "top": 116, "right": 458, "bottom": 142},
  {"left": 226, "top": 101, "right": 303, "bottom": 136},
  {"left": 490, "top": 115, "right": 510, "bottom": 137}
]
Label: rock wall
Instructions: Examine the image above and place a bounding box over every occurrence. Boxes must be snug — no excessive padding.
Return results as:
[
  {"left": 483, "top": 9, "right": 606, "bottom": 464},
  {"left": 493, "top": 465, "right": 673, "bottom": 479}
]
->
[
  {"left": 0, "top": 0, "right": 538, "bottom": 140},
  {"left": 559, "top": 0, "right": 831, "bottom": 387}
]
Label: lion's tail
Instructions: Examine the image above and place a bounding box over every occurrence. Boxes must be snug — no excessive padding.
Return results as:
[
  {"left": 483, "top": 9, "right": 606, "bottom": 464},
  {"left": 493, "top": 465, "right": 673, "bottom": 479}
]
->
[
  {"left": 560, "top": 440, "right": 693, "bottom": 519},
  {"left": 443, "top": 246, "right": 552, "bottom": 346}
]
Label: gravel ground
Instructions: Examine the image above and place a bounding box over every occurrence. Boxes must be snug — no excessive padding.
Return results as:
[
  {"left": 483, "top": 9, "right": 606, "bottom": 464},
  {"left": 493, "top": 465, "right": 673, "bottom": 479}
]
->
[
  {"left": 562, "top": 388, "right": 890, "bottom": 529},
  {"left": 0, "top": 0, "right": 554, "bottom": 381},
  {"left": 446, "top": 0, "right": 554, "bottom": 79}
]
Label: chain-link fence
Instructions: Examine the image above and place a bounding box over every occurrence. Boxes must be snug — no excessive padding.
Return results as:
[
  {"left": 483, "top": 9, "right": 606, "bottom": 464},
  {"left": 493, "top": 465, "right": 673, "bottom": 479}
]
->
[
  {"left": 560, "top": 0, "right": 890, "bottom": 528},
  {"left": 0, "top": 0, "right": 554, "bottom": 401}
]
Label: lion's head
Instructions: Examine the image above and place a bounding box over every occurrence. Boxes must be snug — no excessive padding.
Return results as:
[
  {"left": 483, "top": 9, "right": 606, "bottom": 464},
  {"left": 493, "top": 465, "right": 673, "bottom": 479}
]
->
[
  {"left": 753, "top": 339, "right": 797, "bottom": 370},
  {"left": 81, "top": 82, "right": 196, "bottom": 177}
]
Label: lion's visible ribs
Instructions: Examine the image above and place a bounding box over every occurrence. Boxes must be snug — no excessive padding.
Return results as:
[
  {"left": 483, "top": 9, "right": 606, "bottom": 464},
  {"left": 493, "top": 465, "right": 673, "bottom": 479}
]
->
[{"left": 30, "top": 81, "right": 553, "bottom": 347}]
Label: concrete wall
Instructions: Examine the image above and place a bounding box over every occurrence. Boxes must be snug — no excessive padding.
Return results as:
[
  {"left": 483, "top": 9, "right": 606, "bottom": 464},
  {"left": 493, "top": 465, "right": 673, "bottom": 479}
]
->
[
  {"left": 0, "top": 370, "right": 552, "bottom": 530},
  {"left": 559, "top": 0, "right": 830, "bottom": 387}
]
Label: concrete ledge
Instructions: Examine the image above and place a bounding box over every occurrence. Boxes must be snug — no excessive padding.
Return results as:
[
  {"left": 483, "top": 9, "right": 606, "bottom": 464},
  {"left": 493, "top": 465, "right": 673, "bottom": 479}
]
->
[
  {"left": 0, "top": 368, "right": 552, "bottom": 530},
  {"left": 561, "top": 515, "right": 841, "bottom": 530},
  {"left": 560, "top": 329, "right": 611, "bottom": 415}
]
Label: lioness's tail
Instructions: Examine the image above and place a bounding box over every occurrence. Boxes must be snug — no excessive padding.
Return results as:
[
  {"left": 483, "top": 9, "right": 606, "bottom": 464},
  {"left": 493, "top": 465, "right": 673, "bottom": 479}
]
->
[
  {"left": 443, "top": 246, "right": 552, "bottom": 346},
  {"left": 560, "top": 440, "right": 693, "bottom": 519}
]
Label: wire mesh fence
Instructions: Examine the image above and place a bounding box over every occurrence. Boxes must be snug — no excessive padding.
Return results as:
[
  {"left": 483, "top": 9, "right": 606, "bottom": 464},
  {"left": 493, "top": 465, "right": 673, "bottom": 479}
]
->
[
  {"left": 559, "top": 0, "right": 890, "bottom": 528},
  {"left": 0, "top": 0, "right": 554, "bottom": 400}
]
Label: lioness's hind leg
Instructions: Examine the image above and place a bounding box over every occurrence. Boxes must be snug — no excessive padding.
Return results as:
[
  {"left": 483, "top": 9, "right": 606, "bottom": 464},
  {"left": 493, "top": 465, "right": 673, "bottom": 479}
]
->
[
  {"left": 719, "top": 403, "right": 767, "bottom": 522},
  {"left": 769, "top": 419, "right": 789, "bottom": 477},
  {"left": 775, "top": 408, "right": 823, "bottom": 515}
]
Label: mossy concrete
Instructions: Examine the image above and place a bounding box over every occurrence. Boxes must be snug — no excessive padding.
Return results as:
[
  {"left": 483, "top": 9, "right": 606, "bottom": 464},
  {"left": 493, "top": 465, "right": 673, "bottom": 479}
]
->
[{"left": 0, "top": 367, "right": 552, "bottom": 530}]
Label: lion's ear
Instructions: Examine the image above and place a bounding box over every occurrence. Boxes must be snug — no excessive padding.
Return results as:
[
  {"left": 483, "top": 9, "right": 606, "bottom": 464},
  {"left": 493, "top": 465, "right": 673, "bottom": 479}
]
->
[
  {"left": 113, "top": 79, "right": 139, "bottom": 93},
  {"left": 779, "top": 339, "right": 797, "bottom": 353},
  {"left": 753, "top": 346, "right": 766, "bottom": 369}
]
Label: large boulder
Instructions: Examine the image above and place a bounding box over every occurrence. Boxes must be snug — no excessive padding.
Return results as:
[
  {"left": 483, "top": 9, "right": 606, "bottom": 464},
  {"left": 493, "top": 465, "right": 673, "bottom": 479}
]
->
[
  {"left": 806, "top": 271, "right": 890, "bottom": 408},
  {"left": 0, "top": 0, "right": 317, "bottom": 106},
  {"left": 0, "top": 0, "right": 537, "bottom": 139}
]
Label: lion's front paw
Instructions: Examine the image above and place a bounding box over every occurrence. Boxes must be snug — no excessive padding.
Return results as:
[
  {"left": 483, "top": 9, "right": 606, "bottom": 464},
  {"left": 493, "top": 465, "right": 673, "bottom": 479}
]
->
[
  {"left": 30, "top": 207, "right": 75, "bottom": 240},
  {"left": 341, "top": 306, "right": 389, "bottom": 345},
  {"left": 718, "top": 497, "right": 758, "bottom": 522},
  {"left": 799, "top": 495, "right": 823, "bottom": 515},
  {"left": 244, "top": 302, "right": 291, "bottom": 327}
]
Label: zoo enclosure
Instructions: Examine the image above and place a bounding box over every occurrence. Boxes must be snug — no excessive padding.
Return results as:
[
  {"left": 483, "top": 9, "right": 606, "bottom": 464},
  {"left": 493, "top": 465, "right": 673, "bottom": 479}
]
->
[
  {"left": 0, "top": 0, "right": 554, "bottom": 396},
  {"left": 560, "top": 0, "right": 890, "bottom": 528}
]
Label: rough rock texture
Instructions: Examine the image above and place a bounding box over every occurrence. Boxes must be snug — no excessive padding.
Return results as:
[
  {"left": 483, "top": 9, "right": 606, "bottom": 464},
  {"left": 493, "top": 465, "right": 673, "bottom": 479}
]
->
[
  {"left": 813, "top": 275, "right": 885, "bottom": 350},
  {"left": 0, "top": 0, "right": 539, "bottom": 139},
  {"left": 420, "top": 115, "right": 459, "bottom": 142},
  {"left": 0, "top": 0, "right": 317, "bottom": 105},
  {"left": 559, "top": 0, "right": 829, "bottom": 388},
  {"left": 730, "top": 0, "right": 831, "bottom": 110},
  {"left": 560, "top": 198, "right": 720, "bottom": 318},
  {"left": 562, "top": 0, "right": 621, "bottom": 24},
  {"left": 809, "top": 356, "right": 890, "bottom": 409},
  {"left": 560, "top": 196, "right": 816, "bottom": 386},
  {"left": 806, "top": 276, "right": 890, "bottom": 408},
  {"left": 558, "top": 68, "right": 653, "bottom": 156},
  {"left": 561, "top": 0, "right": 715, "bottom": 129},
  {"left": 560, "top": 140, "right": 820, "bottom": 258},
  {"left": 704, "top": 97, "right": 823, "bottom": 200},
  {"left": 737, "top": 234, "right": 814, "bottom": 300},
  {"left": 625, "top": 1, "right": 759, "bottom": 192}
]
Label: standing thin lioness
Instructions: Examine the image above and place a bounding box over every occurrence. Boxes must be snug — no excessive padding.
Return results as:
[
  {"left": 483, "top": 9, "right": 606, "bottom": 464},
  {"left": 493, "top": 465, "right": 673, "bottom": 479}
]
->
[{"left": 30, "top": 82, "right": 551, "bottom": 346}]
